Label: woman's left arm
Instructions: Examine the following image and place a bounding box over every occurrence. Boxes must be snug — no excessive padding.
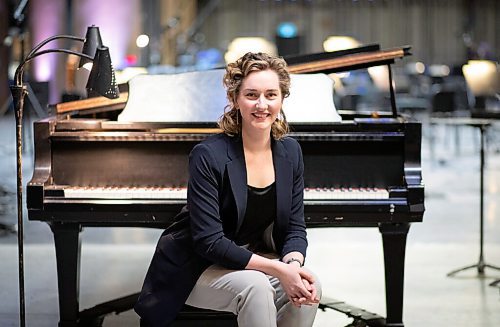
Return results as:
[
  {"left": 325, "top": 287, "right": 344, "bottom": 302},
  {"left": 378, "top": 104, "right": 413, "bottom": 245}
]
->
[
  {"left": 281, "top": 139, "right": 308, "bottom": 260},
  {"left": 280, "top": 140, "right": 320, "bottom": 306}
]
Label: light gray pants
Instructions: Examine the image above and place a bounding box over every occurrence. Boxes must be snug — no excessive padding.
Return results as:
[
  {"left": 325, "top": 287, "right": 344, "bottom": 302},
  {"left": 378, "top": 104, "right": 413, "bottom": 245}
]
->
[{"left": 185, "top": 257, "right": 321, "bottom": 327}]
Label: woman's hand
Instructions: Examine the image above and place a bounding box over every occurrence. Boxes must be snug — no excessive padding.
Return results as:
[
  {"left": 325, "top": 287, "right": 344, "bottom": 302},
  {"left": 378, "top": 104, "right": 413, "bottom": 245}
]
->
[
  {"left": 291, "top": 278, "right": 320, "bottom": 307},
  {"left": 276, "top": 262, "right": 318, "bottom": 307},
  {"left": 245, "top": 253, "right": 320, "bottom": 307}
]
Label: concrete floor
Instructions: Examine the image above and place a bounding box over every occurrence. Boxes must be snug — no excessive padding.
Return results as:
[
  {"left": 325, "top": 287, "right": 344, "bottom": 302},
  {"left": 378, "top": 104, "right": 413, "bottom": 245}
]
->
[{"left": 1, "top": 110, "right": 500, "bottom": 327}]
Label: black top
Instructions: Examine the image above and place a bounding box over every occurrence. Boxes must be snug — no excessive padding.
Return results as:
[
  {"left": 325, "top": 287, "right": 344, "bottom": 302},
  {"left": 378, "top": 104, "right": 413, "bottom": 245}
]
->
[{"left": 236, "top": 182, "right": 276, "bottom": 252}]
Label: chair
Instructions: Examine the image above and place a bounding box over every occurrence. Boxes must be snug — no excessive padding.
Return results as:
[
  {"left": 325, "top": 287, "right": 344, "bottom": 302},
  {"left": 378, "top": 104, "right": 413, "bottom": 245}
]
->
[
  {"left": 76, "top": 292, "right": 238, "bottom": 326},
  {"left": 140, "top": 305, "right": 238, "bottom": 326},
  {"left": 431, "top": 90, "right": 456, "bottom": 115},
  {"left": 429, "top": 90, "right": 464, "bottom": 159}
]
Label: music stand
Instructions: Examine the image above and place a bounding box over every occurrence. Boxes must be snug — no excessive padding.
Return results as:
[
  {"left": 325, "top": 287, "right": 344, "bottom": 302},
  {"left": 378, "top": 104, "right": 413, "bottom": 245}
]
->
[{"left": 432, "top": 118, "right": 500, "bottom": 277}]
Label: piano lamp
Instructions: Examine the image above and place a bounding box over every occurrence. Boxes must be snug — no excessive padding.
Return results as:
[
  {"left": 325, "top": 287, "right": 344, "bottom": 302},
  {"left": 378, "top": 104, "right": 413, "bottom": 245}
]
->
[
  {"left": 10, "top": 25, "right": 119, "bottom": 327},
  {"left": 79, "top": 25, "right": 104, "bottom": 69}
]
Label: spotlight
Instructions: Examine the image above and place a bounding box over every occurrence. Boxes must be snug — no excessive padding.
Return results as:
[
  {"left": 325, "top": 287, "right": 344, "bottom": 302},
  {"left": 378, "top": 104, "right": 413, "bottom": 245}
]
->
[{"left": 136, "top": 34, "right": 150, "bottom": 48}]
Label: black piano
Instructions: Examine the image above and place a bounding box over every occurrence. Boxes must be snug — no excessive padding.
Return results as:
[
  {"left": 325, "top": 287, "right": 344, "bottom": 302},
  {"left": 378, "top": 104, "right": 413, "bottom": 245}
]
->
[{"left": 27, "top": 45, "right": 424, "bottom": 327}]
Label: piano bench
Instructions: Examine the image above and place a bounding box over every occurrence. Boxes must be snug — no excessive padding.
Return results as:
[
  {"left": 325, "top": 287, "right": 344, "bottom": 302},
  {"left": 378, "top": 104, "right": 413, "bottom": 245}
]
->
[{"left": 140, "top": 304, "right": 238, "bottom": 327}]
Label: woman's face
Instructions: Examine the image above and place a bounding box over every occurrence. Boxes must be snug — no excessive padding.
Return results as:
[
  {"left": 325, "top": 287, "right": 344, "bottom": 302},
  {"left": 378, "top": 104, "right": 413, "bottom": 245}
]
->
[{"left": 236, "top": 69, "right": 283, "bottom": 135}]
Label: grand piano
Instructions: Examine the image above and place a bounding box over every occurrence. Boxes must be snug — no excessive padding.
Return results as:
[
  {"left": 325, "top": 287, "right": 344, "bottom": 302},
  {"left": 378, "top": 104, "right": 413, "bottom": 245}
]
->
[{"left": 27, "top": 45, "right": 424, "bottom": 327}]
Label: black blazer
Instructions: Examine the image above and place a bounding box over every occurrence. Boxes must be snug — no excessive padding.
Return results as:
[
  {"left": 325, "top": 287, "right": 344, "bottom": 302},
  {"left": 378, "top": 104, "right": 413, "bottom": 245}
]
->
[{"left": 135, "top": 133, "right": 308, "bottom": 326}]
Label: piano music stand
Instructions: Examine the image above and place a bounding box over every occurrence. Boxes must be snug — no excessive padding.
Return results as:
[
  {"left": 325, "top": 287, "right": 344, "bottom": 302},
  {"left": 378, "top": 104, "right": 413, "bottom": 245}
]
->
[{"left": 430, "top": 118, "right": 500, "bottom": 277}]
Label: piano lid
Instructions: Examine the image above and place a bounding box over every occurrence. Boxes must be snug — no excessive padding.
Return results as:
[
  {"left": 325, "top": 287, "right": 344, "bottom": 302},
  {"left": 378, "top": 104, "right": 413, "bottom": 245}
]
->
[
  {"left": 117, "top": 69, "right": 341, "bottom": 123},
  {"left": 54, "top": 45, "right": 410, "bottom": 119}
]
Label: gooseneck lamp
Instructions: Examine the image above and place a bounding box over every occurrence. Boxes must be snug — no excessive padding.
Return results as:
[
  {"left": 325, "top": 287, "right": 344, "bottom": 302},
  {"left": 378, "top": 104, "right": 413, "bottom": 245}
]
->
[{"left": 10, "top": 25, "right": 119, "bottom": 327}]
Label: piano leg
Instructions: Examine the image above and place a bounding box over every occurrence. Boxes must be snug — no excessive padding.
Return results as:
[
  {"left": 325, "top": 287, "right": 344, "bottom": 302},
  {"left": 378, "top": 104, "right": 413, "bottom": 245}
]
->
[
  {"left": 379, "top": 223, "right": 410, "bottom": 327},
  {"left": 50, "top": 223, "right": 82, "bottom": 327}
]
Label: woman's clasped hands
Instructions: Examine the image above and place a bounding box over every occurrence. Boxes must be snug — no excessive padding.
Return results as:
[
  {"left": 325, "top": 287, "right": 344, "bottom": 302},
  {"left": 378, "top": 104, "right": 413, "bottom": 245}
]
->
[{"left": 277, "top": 262, "right": 320, "bottom": 308}]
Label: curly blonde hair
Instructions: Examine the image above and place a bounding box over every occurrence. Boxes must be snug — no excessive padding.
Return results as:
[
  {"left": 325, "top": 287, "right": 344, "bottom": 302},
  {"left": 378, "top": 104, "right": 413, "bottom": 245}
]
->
[{"left": 218, "top": 52, "right": 291, "bottom": 140}]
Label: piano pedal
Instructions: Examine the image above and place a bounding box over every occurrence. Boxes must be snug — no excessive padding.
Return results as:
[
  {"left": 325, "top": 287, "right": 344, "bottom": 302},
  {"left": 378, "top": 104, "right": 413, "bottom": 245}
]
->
[{"left": 77, "top": 293, "right": 138, "bottom": 327}]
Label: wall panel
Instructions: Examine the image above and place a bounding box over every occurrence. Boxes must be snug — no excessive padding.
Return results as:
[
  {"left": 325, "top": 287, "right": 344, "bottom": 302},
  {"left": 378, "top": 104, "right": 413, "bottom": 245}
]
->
[{"left": 199, "top": 0, "right": 498, "bottom": 66}]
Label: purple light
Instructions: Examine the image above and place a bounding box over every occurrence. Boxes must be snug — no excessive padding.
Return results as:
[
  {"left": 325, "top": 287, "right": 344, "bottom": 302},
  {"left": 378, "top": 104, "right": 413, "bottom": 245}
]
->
[
  {"left": 75, "top": 0, "right": 141, "bottom": 69},
  {"left": 30, "top": 0, "right": 66, "bottom": 102},
  {"left": 29, "top": 0, "right": 140, "bottom": 102}
]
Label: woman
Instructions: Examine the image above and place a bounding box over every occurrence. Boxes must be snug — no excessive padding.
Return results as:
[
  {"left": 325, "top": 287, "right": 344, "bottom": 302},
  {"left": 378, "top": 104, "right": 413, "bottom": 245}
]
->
[{"left": 135, "top": 52, "right": 321, "bottom": 327}]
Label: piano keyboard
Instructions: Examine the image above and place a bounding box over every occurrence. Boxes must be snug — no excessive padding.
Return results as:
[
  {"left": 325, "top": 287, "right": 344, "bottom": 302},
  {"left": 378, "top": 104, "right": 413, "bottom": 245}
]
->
[
  {"left": 61, "top": 186, "right": 389, "bottom": 200},
  {"left": 63, "top": 187, "right": 187, "bottom": 199},
  {"left": 304, "top": 187, "right": 389, "bottom": 200}
]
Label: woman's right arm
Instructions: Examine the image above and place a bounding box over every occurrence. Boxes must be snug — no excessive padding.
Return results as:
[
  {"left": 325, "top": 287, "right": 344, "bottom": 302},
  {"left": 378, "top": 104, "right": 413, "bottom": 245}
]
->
[{"left": 188, "top": 143, "right": 253, "bottom": 269}]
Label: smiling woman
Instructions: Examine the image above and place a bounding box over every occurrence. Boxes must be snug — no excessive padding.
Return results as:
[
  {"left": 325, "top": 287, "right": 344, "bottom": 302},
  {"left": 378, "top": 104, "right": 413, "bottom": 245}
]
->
[
  {"left": 237, "top": 69, "right": 282, "bottom": 136},
  {"left": 219, "top": 52, "right": 291, "bottom": 139},
  {"left": 135, "top": 52, "right": 322, "bottom": 327}
]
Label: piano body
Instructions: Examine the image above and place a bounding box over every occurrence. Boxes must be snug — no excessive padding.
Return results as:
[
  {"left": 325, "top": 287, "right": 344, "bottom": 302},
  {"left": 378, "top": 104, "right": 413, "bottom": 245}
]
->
[{"left": 28, "top": 45, "right": 424, "bottom": 327}]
